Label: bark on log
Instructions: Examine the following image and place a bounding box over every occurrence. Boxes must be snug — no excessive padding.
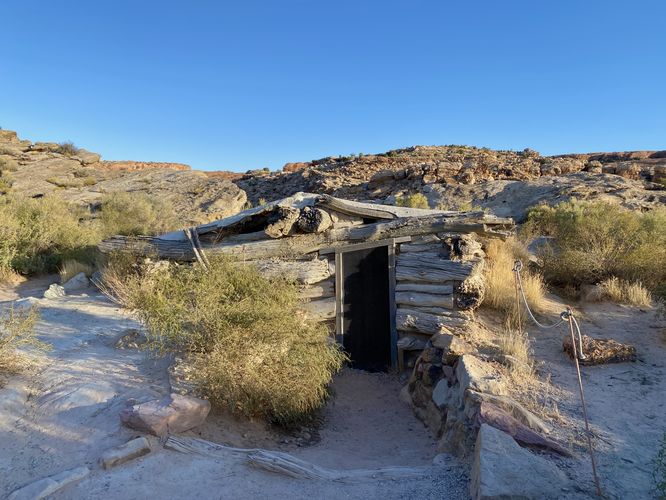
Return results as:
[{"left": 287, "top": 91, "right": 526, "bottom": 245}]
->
[
  {"left": 249, "top": 258, "right": 331, "bottom": 284},
  {"left": 300, "top": 297, "right": 336, "bottom": 322},
  {"left": 395, "top": 291, "right": 454, "bottom": 309},
  {"left": 297, "top": 207, "right": 333, "bottom": 233},
  {"left": 99, "top": 214, "right": 511, "bottom": 261},
  {"left": 298, "top": 280, "right": 335, "bottom": 299},
  {"left": 395, "top": 282, "right": 454, "bottom": 295},
  {"left": 396, "top": 308, "right": 468, "bottom": 335},
  {"left": 396, "top": 264, "right": 479, "bottom": 283},
  {"left": 398, "top": 243, "right": 442, "bottom": 253}
]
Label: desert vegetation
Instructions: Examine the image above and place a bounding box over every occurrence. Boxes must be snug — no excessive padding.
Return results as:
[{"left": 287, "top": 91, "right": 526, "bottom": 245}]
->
[
  {"left": 524, "top": 201, "right": 666, "bottom": 298},
  {"left": 395, "top": 192, "right": 429, "bottom": 209},
  {"left": 0, "top": 305, "right": 44, "bottom": 379},
  {"left": 101, "top": 255, "right": 346, "bottom": 425},
  {"left": 0, "top": 192, "right": 183, "bottom": 282}
]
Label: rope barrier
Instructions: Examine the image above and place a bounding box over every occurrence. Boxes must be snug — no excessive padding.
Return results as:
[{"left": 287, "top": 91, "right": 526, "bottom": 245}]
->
[{"left": 512, "top": 259, "right": 601, "bottom": 496}]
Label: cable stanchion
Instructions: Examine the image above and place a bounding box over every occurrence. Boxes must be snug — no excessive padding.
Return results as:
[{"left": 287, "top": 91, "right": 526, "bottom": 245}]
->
[{"left": 513, "top": 260, "right": 601, "bottom": 496}]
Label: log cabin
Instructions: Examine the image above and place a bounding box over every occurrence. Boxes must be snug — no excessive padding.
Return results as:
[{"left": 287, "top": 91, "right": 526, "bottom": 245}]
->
[{"left": 99, "top": 192, "right": 513, "bottom": 372}]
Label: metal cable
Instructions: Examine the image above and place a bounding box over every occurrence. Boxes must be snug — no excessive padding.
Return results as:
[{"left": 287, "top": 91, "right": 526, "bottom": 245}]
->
[{"left": 513, "top": 260, "right": 566, "bottom": 329}]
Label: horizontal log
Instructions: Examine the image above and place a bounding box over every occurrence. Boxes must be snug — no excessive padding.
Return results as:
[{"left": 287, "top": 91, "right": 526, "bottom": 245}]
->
[
  {"left": 396, "top": 265, "right": 477, "bottom": 283},
  {"left": 395, "top": 291, "right": 454, "bottom": 309},
  {"left": 408, "top": 305, "right": 470, "bottom": 317},
  {"left": 99, "top": 214, "right": 511, "bottom": 261},
  {"left": 329, "top": 210, "right": 364, "bottom": 228},
  {"left": 298, "top": 280, "right": 335, "bottom": 299},
  {"left": 396, "top": 308, "right": 468, "bottom": 335},
  {"left": 249, "top": 258, "right": 331, "bottom": 284},
  {"left": 395, "top": 282, "right": 454, "bottom": 295},
  {"left": 396, "top": 335, "right": 428, "bottom": 351},
  {"left": 397, "top": 243, "right": 442, "bottom": 253},
  {"left": 300, "top": 297, "right": 336, "bottom": 322}
]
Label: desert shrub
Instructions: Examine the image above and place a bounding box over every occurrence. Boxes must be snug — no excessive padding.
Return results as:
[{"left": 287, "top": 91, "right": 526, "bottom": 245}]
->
[
  {"left": 0, "top": 194, "right": 100, "bottom": 278},
  {"left": 57, "top": 141, "right": 80, "bottom": 157},
  {"left": 483, "top": 237, "right": 546, "bottom": 321},
  {"left": 112, "top": 256, "right": 347, "bottom": 424},
  {"left": 586, "top": 277, "right": 652, "bottom": 307},
  {"left": 0, "top": 176, "right": 12, "bottom": 194},
  {"left": 0, "top": 157, "right": 18, "bottom": 172},
  {"left": 0, "top": 305, "right": 45, "bottom": 377},
  {"left": 524, "top": 201, "right": 666, "bottom": 290},
  {"left": 45, "top": 177, "right": 81, "bottom": 189},
  {"left": 395, "top": 192, "right": 429, "bottom": 209},
  {"left": 82, "top": 176, "right": 97, "bottom": 186},
  {"left": 100, "top": 192, "right": 181, "bottom": 237}
]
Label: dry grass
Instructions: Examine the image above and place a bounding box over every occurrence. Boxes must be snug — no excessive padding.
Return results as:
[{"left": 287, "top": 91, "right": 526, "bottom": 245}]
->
[
  {"left": 0, "top": 305, "right": 45, "bottom": 377},
  {"left": 483, "top": 238, "right": 547, "bottom": 325},
  {"left": 59, "top": 259, "right": 94, "bottom": 283},
  {"left": 587, "top": 277, "right": 652, "bottom": 307},
  {"left": 101, "top": 255, "right": 347, "bottom": 425},
  {"left": 100, "top": 192, "right": 181, "bottom": 237}
]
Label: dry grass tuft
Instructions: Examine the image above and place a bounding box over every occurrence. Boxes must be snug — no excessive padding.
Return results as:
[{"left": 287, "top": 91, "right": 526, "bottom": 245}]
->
[
  {"left": 100, "top": 192, "right": 181, "bottom": 237},
  {"left": 483, "top": 238, "right": 546, "bottom": 324},
  {"left": 587, "top": 277, "right": 652, "bottom": 307},
  {"left": 395, "top": 192, "right": 429, "bottom": 209},
  {"left": 101, "top": 255, "right": 347, "bottom": 425},
  {"left": 59, "top": 259, "right": 94, "bottom": 283},
  {"left": 0, "top": 305, "right": 46, "bottom": 377}
]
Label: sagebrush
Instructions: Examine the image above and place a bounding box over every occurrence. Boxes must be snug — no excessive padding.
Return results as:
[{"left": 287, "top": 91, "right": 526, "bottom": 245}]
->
[
  {"left": 395, "top": 192, "right": 429, "bottom": 209},
  {"left": 524, "top": 201, "right": 666, "bottom": 291},
  {"left": 103, "top": 256, "right": 347, "bottom": 425},
  {"left": 0, "top": 305, "right": 45, "bottom": 377}
]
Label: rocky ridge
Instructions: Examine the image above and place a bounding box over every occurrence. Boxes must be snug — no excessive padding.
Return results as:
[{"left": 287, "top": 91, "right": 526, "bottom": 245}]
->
[{"left": 0, "top": 130, "right": 246, "bottom": 225}]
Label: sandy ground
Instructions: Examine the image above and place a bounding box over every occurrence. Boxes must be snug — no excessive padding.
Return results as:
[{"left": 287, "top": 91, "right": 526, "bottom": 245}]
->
[
  {"left": 0, "top": 280, "right": 468, "bottom": 500},
  {"left": 524, "top": 297, "right": 666, "bottom": 499}
]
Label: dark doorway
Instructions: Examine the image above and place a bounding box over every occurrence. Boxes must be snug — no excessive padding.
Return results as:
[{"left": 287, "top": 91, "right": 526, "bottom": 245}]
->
[{"left": 341, "top": 245, "right": 391, "bottom": 372}]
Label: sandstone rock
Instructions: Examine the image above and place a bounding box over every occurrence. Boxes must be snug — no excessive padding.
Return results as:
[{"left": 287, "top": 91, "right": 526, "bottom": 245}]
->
[
  {"left": 62, "top": 272, "right": 90, "bottom": 292},
  {"left": 72, "top": 149, "right": 101, "bottom": 165},
  {"left": 100, "top": 437, "right": 151, "bottom": 469},
  {"left": 431, "top": 333, "right": 474, "bottom": 364},
  {"left": 420, "top": 346, "right": 443, "bottom": 363},
  {"left": 470, "top": 424, "right": 569, "bottom": 500},
  {"left": 120, "top": 393, "right": 211, "bottom": 436},
  {"left": 563, "top": 334, "right": 637, "bottom": 365},
  {"left": 43, "top": 283, "right": 66, "bottom": 299},
  {"left": 477, "top": 401, "right": 571, "bottom": 456},
  {"left": 8, "top": 466, "right": 90, "bottom": 500},
  {"left": 467, "top": 391, "right": 550, "bottom": 435},
  {"left": 421, "top": 363, "right": 443, "bottom": 386},
  {"left": 432, "top": 379, "right": 451, "bottom": 408},
  {"left": 455, "top": 355, "right": 501, "bottom": 395}
]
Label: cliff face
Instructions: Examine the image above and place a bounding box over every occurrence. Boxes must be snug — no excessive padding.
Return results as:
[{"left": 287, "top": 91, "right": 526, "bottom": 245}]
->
[{"left": 0, "top": 130, "right": 246, "bottom": 225}]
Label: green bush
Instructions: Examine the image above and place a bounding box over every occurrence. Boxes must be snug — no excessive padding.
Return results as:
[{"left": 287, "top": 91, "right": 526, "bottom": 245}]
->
[
  {"left": 100, "top": 192, "right": 181, "bottom": 237},
  {"left": 524, "top": 201, "right": 666, "bottom": 290},
  {"left": 110, "top": 256, "right": 347, "bottom": 424},
  {"left": 0, "top": 194, "right": 101, "bottom": 277},
  {"left": 395, "top": 192, "right": 429, "bottom": 209}
]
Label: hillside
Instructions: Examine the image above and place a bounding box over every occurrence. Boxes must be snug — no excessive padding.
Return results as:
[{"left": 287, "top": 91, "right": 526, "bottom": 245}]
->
[{"left": 1, "top": 129, "right": 664, "bottom": 224}]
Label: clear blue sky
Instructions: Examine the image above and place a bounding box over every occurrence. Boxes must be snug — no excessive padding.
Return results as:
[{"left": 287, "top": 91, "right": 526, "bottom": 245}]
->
[{"left": 1, "top": 1, "right": 664, "bottom": 172}]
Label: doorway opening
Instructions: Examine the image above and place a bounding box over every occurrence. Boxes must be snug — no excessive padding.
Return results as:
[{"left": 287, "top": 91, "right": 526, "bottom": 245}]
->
[{"left": 338, "top": 244, "right": 395, "bottom": 372}]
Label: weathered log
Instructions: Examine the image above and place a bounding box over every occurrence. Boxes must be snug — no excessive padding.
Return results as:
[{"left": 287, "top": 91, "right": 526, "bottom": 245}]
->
[
  {"left": 298, "top": 280, "right": 335, "bottom": 299},
  {"left": 264, "top": 207, "right": 301, "bottom": 238},
  {"left": 300, "top": 297, "right": 336, "bottom": 322},
  {"left": 297, "top": 207, "right": 333, "bottom": 233},
  {"left": 395, "top": 291, "right": 454, "bottom": 309},
  {"left": 329, "top": 210, "right": 364, "bottom": 228},
  {"left": 395, "top": 282, "right": 454, "bottom": 295},
  {"left": 396, "top": 308, "right": 468, "bottom": 335},
  {"left": 249, "top": 258, "right": 331, "bottom": 284},
  {"left": 99, "top": 214, "right": 511, "bottom": 261},
  {"left": 398, "top": 243, "right": 442, "bottom": 253},
  {"left": 409, "top": 305, "right": 470, "bottom": 317},
  {"left": 396, "top": 264, "right": 479, "bottom": 283},
  {"left": 164, "top": 435, "right": 435, "bottom": 482},
  {"left": 396, "top": 335, "right": 428, "bottom": 351}
]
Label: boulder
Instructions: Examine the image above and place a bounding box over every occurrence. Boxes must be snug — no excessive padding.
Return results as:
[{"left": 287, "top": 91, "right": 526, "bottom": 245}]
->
[
  {"left": 467, "top": 391, "right": 551, "bottom": 435},
  {"left": 62, "top": 272, "right": 90, "bottom": 292},
  {"left": 432, "top": 379, "right": 451, "bottom": 408},
  {"left": 100, "top": 437, "right": 151, "bottom": 469},
  {"left": 431, "top": 333, "right": 474, "bottom": 364},
  {"left": 120, "top": 393, "right": 211, "bottom": 436},
  {"left": 43, "top": 283, "right": 66, "bottom": 299},
  {"left": 470, "top": 424, "right": 569, "bottom": 500},
  {"left": 478, "top": 402, "right": 571, "bottom": 456},
  {"left": 8, "top": 466, "right": 90, "bottom": 500},
  {"left": 455, "top": 355, "right": 502, "bottom": 395},
  {"left": 563, "top": 334, "right": 637, "bottom": 365}
]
